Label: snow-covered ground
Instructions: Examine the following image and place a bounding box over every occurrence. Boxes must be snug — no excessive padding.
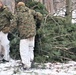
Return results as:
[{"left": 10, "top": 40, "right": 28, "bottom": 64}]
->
[{"left": 0, "top": 59, "right": 76, "bottom": 75}]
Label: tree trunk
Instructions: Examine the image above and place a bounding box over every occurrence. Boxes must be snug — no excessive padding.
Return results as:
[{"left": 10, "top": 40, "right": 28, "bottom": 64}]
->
[
  {"left": 65, "top": 0, "right": 72, "bottom": 23},
  {"left": 1, "top": 0, "right": 15, "bottom": 13},
  {"left": 45, "top": 0, "right": 55, "bottom": 14}
]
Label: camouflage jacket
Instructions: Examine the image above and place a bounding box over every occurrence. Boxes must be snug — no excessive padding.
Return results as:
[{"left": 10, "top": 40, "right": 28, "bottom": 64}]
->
[
  {"left": 0, "top": 6, "right": 13, "bottom": 33},
  {"left": 17, "top": 6, "right": 42, "bottom": 39}
]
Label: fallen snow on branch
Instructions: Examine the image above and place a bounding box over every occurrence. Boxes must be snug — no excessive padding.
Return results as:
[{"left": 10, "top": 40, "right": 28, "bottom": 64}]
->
[{"left": 0, "top": 59, "right": 76, "bottom": 75}]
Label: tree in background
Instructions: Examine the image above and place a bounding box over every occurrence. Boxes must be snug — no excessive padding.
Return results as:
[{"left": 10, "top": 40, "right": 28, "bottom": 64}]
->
[
  {"left": 65, "top": 0, "right": 72, "bottom": 24},
  {"left": 34, "top": 0, "right": 55, "bottom": 14},
  {"left": 1, "top": 0, "right": 15, "bottom": 13}
]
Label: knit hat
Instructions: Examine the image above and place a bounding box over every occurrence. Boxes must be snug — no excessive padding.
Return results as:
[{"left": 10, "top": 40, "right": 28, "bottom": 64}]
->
[{"left": 17, "top": 2, "right": 25, "bottom": 7}]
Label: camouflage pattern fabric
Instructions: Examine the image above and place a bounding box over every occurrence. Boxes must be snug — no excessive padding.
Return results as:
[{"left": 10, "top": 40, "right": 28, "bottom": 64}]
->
[
  {"left": 17, "top": 5, "right": 42, "bottom": 39},
  {"left": 0, "top": 6, "right": 13, "bottom": 33},
  {"left": 10, "top": 15, "right": 17, "bottom": 33}
]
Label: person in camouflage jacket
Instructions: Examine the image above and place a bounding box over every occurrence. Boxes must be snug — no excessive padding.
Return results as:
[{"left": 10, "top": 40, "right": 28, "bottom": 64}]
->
[
  {"left": 0, "top": 1, "right": 13, "bottom": 62},
  {"left": 16, "top": 2, "right": 42, "bottom": 69}
]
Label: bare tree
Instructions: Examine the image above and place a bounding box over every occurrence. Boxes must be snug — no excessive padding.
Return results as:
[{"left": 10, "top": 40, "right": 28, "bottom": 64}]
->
[
  {"left": 65, "top": 0, "right": 72, "bottom": 23},
  {"left": 1, "top": 0, "right": 15, "bottom": 13}
]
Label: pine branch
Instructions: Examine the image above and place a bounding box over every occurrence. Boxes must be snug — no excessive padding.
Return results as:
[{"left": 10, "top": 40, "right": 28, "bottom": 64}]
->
[
  {"left": 31, "top": 5, "right": 39, "bottom": 9},
  {"left": 53, "top": 34, "right": 71, "bottom": 39},
  {"left": 53, "top": 46, "right": 72, "bottom": 50},
  {"left": 60, "top": 56, "right": 72, "bottom": 61},
  {"left": 52, "top": 46, "right": 75, "bottom": 55}
]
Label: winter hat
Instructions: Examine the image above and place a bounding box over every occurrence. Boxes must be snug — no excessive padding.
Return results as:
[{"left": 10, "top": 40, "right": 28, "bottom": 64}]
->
[{"left": 17, "top": 2, "right": 25, "bottom": 7}]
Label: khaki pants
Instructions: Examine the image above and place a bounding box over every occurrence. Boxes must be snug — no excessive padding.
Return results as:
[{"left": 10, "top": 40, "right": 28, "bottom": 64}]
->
[
  {"left": 20, "top": 37, "right": 35, "bottom": 69},
  {"left": 0, "top": 31, "right": 10, "bottom": 61}
]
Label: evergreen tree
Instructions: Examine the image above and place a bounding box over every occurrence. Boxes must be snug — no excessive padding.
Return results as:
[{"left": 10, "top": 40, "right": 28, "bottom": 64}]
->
[{"left": 10, "top": 1, "right": 76, "bottom": 63}]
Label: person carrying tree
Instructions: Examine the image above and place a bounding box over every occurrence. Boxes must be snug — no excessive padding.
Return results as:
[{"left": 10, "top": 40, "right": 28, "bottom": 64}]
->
[
  {"left": 0, "top": 1, "right": 13, "bottom": 62},
  {"left": 16, "top": 2, "right": 42, "bottom": 69}
]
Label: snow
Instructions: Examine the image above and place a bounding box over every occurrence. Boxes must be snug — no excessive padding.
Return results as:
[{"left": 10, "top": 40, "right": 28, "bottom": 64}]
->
[
  {"left": 54, "top": 9, "right": 76, "bottom": 23},
  {"left": 0, "top": 59, "right": 76, "bottom": 75},
  {"left": 72, "top": 10, "right": 76, "bottom": 23},
  {"left": 54, "top": 9, "right": 66, "bottom": 17}
]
